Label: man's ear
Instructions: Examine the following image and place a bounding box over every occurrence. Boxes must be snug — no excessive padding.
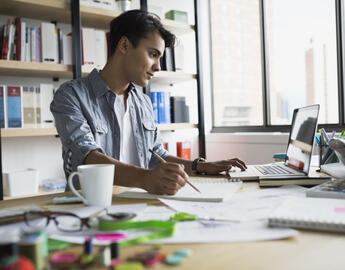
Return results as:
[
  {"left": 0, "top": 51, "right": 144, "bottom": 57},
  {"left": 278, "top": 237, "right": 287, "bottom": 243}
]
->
[{"left": 117, "top": 36, "right": 131, "bottom": 54}]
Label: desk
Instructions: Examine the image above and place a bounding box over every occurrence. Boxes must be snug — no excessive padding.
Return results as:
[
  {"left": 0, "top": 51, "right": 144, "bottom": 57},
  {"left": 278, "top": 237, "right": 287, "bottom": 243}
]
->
[{"left": 1, "top": 182, "right": 344, "bottom": 270}]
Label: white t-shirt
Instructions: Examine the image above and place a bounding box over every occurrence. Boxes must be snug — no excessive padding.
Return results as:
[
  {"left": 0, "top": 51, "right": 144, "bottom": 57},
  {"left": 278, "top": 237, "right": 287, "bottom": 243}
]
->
[{"left": 114, "top": 94, "right": 140, "bottom": 166}]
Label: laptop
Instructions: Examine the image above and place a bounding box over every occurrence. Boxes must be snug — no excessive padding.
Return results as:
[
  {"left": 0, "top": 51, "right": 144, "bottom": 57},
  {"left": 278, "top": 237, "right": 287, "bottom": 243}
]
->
[{"left": 229, "top": 104, "right": 320, "bottom": 181}]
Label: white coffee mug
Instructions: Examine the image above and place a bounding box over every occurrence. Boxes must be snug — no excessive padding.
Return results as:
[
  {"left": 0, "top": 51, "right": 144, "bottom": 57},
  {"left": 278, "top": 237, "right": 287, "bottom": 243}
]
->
[{"left": 68, "top": 164, "right": 115, "bottom": 206}]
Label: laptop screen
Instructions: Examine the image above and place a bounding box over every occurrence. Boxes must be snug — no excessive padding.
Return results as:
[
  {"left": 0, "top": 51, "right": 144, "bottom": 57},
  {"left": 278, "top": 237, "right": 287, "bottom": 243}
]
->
[{"left": 284, "top": 104, "right": 320, "bottom": 174}]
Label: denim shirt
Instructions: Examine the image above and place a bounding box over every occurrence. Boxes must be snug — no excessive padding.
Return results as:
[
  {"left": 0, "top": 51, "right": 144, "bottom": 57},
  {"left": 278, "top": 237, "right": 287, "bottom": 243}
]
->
[{"left": 50, "top": 69, "right": 169, "bottom": 182}]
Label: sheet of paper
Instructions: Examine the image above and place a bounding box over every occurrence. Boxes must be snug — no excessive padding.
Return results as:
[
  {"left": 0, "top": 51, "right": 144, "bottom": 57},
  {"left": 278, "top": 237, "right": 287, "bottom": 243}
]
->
[
  {"left": 49, "top": 203, "right": 297, "bottom": 245},
  {"left": 117, "top": 179, "right": 243, "bottom": 202},
  {"left": 135, "top": 206, "right": 298, "bottom": 244},
  {"left": 160, "top": 185, "right": 307, "bottom": 222}
]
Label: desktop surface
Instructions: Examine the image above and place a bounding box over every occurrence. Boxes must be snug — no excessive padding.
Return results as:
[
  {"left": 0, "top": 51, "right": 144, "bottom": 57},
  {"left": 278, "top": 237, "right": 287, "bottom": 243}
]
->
[{"left": 0, "top": 182, "right": 344, "bottom": 270}]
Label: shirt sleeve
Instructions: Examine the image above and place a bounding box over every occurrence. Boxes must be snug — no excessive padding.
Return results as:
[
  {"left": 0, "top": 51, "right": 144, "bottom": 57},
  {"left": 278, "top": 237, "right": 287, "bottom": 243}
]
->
[{"left": 50, "top": 82, "right": 102, "bottom": 173}]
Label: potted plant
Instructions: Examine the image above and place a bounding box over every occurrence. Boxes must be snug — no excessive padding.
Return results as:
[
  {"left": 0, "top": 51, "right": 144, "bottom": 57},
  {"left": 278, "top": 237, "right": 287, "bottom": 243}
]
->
[{"left": 115, "top": 0, "right": 132, "bottom": 12}]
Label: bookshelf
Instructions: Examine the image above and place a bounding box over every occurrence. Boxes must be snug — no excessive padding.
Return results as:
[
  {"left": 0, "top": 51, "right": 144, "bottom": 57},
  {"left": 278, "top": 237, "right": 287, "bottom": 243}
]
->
[
  {"left": 158, "top": 123, "right": 198, "bottom": 131},
  {"left": 0, "top": 60, "right": 73, "bottom": 78},
  {"left": 0, "top": 0, "right": 206, "bottom": 199},
  {"left": 1, "top": 128, "right": 58, "bottom": 138}
]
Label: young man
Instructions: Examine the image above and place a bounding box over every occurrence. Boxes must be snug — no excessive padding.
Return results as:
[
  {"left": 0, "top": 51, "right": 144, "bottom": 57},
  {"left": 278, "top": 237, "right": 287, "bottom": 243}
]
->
[{"left": 51, "top": 10, "right": 246, "bottom": 195}]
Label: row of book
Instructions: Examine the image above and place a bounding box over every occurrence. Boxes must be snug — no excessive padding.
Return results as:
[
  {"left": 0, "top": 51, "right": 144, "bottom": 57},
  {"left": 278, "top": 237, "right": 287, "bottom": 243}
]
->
[
  {"left": 0, "top": 18, "right": 72, "bottom": 64},
  {"left": 0, "top": 84, "right": 55, "bottom": 129},
  {"left": 0, "top": 18, "right": 108, "bottom": 69},
  {"left": 151, "top": 92, "right": 190, "bottom": 124}
]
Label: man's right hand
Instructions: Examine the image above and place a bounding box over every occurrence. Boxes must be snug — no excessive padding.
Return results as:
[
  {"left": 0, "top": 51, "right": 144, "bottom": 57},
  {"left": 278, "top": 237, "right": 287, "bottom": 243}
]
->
[{"left": 142, "top": 162, "right": 188, "bottom": 195}]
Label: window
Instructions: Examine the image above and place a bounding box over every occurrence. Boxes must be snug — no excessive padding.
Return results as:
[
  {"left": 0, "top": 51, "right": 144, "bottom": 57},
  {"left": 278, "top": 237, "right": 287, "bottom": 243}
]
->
[
  {"left": 210, "top": 0, "right": 342, "bottom": 130},
  {"left": 266, "top": 0, "right": 338, "bottom": 125},
  {"left": 210, "top": 0, "right": 263, "bottom": 127}
]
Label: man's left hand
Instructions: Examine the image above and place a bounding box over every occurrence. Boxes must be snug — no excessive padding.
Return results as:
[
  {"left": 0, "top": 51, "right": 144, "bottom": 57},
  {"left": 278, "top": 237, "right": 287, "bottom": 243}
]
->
[{"left": 196, "top": 158, "right": 247, "bottom": 175}]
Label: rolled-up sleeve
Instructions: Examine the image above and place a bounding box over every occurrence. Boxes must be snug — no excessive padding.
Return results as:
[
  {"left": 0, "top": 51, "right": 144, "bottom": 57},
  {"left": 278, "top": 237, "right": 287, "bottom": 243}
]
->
[{"left": 50, "top": 83, "right": 102, "bottom": 174}]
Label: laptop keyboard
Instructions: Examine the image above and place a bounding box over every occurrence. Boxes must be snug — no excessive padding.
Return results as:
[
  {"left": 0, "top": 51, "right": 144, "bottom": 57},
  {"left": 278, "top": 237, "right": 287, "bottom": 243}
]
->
[{"left": 255, "top": 165, "right": 292, "bottom": 175}]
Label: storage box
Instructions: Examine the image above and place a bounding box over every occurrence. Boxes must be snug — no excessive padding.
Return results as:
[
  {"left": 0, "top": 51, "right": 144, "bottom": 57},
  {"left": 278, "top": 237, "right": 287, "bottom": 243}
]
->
[
  {"left": 165, "top": 10, "right": 188, "bottom": 23},
  {"left": 3, "top": 169, "right": 39, "bottom": 196}
]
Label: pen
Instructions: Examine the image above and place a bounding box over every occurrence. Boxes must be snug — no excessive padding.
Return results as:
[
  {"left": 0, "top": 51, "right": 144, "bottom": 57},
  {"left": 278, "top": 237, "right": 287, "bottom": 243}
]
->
[
  {"left": 321, "top": 128, "right": 329, "bottom": 143},
  {"left": 315, "top": 134, "right": 320, "bottom": 145},
  {"left": 331, "top": 130, "right": 336, "bottom": 139},
  {"left": 149, "top": 149, "right": 201, "bottom": 193}
]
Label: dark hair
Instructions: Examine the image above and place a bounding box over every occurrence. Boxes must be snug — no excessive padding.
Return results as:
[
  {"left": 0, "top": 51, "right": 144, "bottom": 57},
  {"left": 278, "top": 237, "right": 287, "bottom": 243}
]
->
[{"left": 109, "top": 9, "right": 176, "bottom": 56}]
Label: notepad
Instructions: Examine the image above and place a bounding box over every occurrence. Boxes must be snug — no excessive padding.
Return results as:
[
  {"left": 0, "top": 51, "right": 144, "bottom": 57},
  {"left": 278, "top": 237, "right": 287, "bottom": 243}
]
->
[
  {"left": 306, "top": 178, "right": 345, "bottom": 199},
  {"left": 117, "top": 178, "right": 243, "bottom": 202},
  {"left": 268, "top": 197, "right": 345, "bottom": 233}
]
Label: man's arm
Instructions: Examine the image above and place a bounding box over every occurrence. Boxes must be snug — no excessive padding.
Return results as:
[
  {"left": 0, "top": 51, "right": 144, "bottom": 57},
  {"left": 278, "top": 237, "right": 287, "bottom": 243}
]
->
[
  {"left": 165, "top": 155, "right": 247, "bottom": 175},
  {"left": 85, "top": 150, "right": 189, "bottom": 195}
]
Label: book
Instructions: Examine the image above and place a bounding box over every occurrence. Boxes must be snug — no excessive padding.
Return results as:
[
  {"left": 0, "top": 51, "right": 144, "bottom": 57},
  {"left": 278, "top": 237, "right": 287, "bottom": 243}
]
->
[
  {"left": 163, "top": 92, "right": 171, "bottom": 124},
  {"left": 35, "top": 86, "right": 41, "bottom": 125},
  {"left": 259, "top": 175, "right": 331, "bottom": 187},
  {"left": 94, "top": 30, "right": 107, "bottom": 69},
  {"left": 23, "top": 86, "right": 36, "bottom": 128},
  {"left": 306, "top": 178, "right": 345, "bottom": 199},
  {"left": 20, "top": 20, "right": 26, "bottom": 61},
  {"left": 170, "top": 96, "right": 189, "bottom": 123},
  {"left": 0, "top": 86, "right": 7, "bottom": 128},
  {"left": 151, "top": 91, "right": 158, "bottom": 124},
  {"left": 157, "top": 91, "right": 164, "bottom": 123},
  {"left": 6, "top": 86, "right": 23, "bottom": 128},
  {"left": 82, "top": 28, "right": 96, "bottom": 65},
  {"left": 30, "top": 27, "right": 36, "bottom": 62},
  {"left": 62, "top": 33, "right": 72, "bottom": 65},
  {"left": 39, "top": 84, "right": 55, "bottom": 127},
  {"left": 117, "top": 179, "right": 243, "bottom": 202},
  {"left": 41, "top": 22, "right": 57, "bottom": 63},
  {"left": 268, "top": 197, "right": 345, "bottom": 233}
]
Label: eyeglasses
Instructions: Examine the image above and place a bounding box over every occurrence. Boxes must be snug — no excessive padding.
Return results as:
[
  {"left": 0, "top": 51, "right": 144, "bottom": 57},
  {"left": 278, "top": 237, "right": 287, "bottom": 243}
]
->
[{"left": 24, "top": 210, "right": 91, "bottom": 232}]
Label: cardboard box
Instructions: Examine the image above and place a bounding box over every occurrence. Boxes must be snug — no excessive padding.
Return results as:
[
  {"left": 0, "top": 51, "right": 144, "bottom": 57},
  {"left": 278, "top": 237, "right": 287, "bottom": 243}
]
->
[{"left": 3, "top": 169, "right": 39, "bottom": 196}]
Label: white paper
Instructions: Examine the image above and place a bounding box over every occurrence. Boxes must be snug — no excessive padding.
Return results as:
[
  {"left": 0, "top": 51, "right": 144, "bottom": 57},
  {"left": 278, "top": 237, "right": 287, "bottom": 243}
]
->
[
  {"left": 117, "top": 179, "right": 243, "bottom": 202},
  {"left": 160, "top": 185, "right": 307, "bottom": 222},
  {"left": 136, "top": 206, "right": 297, "bottom": 244}
]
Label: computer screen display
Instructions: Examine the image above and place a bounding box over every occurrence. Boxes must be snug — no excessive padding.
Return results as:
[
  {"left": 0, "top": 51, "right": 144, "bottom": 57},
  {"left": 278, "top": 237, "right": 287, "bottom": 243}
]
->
[{"left": 285, "top": 104, "right": 320, "bottom": 174}]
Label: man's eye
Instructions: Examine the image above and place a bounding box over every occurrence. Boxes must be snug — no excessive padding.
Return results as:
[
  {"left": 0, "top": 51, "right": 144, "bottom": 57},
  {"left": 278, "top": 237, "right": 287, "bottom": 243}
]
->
[{"left": 150, "top": 52, "right": 157, "bottom": 57}]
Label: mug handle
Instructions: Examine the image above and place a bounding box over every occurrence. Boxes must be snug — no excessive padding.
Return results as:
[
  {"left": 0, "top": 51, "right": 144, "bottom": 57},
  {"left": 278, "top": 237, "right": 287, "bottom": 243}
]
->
[{"left": 68, "top": 172, "right": 88, "bottom": 205}]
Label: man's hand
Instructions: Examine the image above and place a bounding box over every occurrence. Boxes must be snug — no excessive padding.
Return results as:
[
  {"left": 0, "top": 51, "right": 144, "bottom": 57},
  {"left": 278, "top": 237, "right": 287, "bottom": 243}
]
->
[
  {"left": 142, "top": 162, "right": 188, "bottom": 195},
  {"left": 197, "top": 158, "right": 247, "bottom": 175}
]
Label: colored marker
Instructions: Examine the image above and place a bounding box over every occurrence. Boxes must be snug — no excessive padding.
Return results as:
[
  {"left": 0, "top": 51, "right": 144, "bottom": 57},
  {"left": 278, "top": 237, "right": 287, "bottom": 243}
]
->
[{"left": 315, "top": 134, "right": 320, "bottom": 145}]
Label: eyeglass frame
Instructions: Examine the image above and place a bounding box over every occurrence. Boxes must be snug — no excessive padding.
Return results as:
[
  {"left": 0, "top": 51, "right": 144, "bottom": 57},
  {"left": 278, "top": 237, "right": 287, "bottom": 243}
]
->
[{"left": 23, "top": 210, "right": 91, "bottom": 232}]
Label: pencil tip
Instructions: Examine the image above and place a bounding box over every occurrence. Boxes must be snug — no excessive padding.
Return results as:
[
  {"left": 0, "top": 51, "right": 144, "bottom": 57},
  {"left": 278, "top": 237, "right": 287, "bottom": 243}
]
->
[{"left": 149, "top": 149, "right": 153, "bottom": 154}]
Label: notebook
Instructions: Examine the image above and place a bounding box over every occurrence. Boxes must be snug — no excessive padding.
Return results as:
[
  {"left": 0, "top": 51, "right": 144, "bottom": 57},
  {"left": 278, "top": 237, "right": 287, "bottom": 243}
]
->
[
  {"left": 117, "top": 177, "right": 243, "bottom": 202},
  {"left": 306, "top": 178, "right": 345, "bottom": 199},
  {"left": 268, "top": 197, "right": 345, "bottom": 233},
  {"left": 229, "top": 105, "right": 320, "bottom": 181},
  {"left": 259, "top": 175, "right": 331, "bottom": 187}
]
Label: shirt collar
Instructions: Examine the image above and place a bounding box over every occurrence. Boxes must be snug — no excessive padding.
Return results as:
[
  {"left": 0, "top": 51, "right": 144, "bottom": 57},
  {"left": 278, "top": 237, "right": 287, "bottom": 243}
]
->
[{"left": 88, "top": 68, "right": 136, "bottom": 98}]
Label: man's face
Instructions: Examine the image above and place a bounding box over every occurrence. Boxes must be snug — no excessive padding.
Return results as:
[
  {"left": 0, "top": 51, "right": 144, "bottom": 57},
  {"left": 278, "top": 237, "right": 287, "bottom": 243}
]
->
[{"left": 124, "top": 32, "right": 165, "bottom": 87}]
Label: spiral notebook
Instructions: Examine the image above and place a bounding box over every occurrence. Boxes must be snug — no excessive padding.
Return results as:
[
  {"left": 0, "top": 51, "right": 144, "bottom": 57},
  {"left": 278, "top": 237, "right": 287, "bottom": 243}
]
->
[
  {"left": 117, "top": 177, "right": 243, "bottom": 202},
  {"left": 268, "top": 197, "right": 345, "bottom": 233}
]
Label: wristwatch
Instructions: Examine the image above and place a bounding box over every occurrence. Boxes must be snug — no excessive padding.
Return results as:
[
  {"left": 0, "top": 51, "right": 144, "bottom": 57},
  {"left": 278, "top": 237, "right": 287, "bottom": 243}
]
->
[{"left": 192, "top": 157, "right": 207, "bottom": 174}]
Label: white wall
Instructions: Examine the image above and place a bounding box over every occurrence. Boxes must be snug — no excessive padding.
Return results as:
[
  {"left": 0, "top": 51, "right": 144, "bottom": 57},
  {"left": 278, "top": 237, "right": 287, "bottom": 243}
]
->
[
  {"left": 206, "top": 133, "right": 289, "bottom": 164},
  {"left": 1, "top": 136, "right": 64, "bottom": 181}
]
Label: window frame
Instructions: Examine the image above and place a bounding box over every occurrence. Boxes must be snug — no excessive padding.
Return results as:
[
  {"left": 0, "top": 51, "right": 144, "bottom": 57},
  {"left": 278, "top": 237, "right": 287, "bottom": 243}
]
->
[{"left": 210, "top": 0, "right": 345, "bottom": 133}]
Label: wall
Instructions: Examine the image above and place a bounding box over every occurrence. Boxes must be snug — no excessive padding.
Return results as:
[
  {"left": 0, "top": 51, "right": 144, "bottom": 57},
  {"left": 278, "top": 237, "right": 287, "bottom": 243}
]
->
[{"left": 206, "top": 133, "right": 289, "bottom": 164}]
